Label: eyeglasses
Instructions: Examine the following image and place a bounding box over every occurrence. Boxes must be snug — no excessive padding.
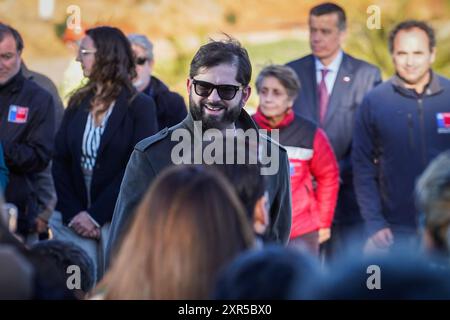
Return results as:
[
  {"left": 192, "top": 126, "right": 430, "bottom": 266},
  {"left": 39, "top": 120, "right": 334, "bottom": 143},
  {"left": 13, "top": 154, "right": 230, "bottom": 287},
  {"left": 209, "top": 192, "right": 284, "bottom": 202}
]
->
[
  {"left": 192, "top": 79, "right": 242, "bottom": 101},
  {"left": 135, "top": 57, "right": 149, "bottom": 66},
  {"left": 79, "top": 48, "right": 96, "bottom": 56}
]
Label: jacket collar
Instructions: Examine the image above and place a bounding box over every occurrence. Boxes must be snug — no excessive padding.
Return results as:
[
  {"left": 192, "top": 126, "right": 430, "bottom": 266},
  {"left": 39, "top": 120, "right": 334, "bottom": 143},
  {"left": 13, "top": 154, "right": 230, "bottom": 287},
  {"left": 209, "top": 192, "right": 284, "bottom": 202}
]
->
[
  {"left": 0, "top": 70, "right": 24, "bottom": 95},
  {"left": 390, "top": 70, "right": 443, "bottom": 98},
  {"left": 20, "top": 63, "right": 33, "bottom": 81}
]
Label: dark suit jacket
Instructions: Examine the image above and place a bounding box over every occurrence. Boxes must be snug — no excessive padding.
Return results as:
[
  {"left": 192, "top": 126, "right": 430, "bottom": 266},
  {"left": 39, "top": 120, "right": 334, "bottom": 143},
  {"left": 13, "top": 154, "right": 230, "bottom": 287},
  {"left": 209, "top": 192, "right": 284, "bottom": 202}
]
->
[
  {"left": 52, "top": 89, "right": 158, "bottom": 226},
  {"left": 287, "top": 53, "right": 381, "bottom": 223}
]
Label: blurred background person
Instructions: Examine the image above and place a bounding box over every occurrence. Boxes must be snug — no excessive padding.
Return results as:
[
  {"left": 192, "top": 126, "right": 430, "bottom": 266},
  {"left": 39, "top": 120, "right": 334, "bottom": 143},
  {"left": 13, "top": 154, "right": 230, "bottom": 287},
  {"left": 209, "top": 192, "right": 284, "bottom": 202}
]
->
[
  {"left": 353, "top": 20, "right": 450, "bottom": 254},
  {"left": 99, "top": 165, "right": 255, "bottom": 300},
  {"left": 286, "top": 2, "right": 382, "bottom": 259},
  {"left": 21, "top": 61, "right": 64, "bottom": 240},
  {"left": 253, "top": 64, "right": 339, "bottom": 256},
  {"left": 128, "top": 33, "right": 187, "bottom": 130},
  {"left": 51, "top": 26, "right": 158, "bottom": 282},
  {"left": 0, "top": 23, "right": 55, "bottom": 242}
]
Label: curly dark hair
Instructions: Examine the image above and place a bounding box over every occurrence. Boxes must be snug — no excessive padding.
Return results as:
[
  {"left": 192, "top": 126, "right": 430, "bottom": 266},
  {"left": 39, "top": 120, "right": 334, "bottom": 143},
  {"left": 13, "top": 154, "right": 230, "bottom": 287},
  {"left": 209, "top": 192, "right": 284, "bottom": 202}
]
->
[{"left": 68, "top": 26, "right": 137, "bottom": 114}]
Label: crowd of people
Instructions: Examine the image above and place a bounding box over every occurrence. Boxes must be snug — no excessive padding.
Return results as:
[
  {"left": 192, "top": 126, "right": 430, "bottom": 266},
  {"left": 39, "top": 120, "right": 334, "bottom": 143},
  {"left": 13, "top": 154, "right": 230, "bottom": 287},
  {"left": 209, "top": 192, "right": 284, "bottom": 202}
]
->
[{"left": 1, "top": 2, "right": 450, "bottom": 300}]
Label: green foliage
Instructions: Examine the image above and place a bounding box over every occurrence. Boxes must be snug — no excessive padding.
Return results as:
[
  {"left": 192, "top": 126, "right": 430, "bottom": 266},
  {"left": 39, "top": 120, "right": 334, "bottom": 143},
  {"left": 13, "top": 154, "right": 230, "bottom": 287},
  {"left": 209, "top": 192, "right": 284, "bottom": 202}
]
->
[{"left": 54, "top": 20, "right": 67, "bottom": 40}]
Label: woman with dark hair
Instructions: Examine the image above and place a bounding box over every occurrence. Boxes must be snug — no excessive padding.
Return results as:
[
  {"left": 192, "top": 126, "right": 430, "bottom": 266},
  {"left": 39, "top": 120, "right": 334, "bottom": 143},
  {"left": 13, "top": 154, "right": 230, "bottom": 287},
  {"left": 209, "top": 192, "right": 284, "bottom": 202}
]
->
[
  {"left": 51, "top": 26, "right": 158, "bottom": 280},
  {"left": 98, "top": 165, "right": 255, "bottom": 299}
]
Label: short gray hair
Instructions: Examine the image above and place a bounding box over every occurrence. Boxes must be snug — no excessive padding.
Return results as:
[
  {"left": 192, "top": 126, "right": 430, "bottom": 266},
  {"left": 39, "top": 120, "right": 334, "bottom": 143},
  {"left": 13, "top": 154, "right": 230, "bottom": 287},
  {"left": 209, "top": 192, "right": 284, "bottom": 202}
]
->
[
  {"left": 127, "top": 33, "right": 154, "bottom": 61},
  {"left": 255, "top": 65, "right": 300, "bottom": 100}
]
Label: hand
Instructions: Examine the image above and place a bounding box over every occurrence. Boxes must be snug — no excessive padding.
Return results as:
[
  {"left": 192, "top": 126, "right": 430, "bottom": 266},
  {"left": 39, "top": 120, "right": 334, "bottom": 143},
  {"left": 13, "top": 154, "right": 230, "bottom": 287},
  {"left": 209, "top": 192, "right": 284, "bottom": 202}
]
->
[
  {"left": 370, "top": 228, "right": 394, "bottom": 248},
  {"left": 69, "top": 211, "right": 100, "bottom": 239},
  {"left": 318, "top": 228, "right": 331, "bottom": 244},
  {"left": 35, "top": 217, "right": 49, "bottom": 234}
]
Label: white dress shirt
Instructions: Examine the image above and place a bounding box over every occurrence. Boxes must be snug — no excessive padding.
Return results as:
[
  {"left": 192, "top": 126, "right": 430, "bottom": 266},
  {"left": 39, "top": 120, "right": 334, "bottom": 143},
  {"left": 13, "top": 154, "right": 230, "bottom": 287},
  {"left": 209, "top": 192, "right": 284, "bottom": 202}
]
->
[{"left": 315, "top": 50, "right": 344, "bottom": 95}]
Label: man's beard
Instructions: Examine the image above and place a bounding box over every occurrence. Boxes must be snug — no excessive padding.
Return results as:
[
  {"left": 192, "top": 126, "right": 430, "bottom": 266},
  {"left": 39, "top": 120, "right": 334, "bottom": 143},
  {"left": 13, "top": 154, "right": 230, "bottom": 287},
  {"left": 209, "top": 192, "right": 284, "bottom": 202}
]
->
[{"left": 189, "top": 94, "right": 243, "bottom": 131}]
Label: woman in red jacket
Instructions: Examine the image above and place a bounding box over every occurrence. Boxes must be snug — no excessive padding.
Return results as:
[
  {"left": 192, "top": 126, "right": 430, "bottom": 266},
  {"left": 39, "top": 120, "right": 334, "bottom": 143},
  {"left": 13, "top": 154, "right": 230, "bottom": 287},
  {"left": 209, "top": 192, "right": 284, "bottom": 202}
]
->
[{"left": 253, "top": 65, "right": 339, "bottom": 256}]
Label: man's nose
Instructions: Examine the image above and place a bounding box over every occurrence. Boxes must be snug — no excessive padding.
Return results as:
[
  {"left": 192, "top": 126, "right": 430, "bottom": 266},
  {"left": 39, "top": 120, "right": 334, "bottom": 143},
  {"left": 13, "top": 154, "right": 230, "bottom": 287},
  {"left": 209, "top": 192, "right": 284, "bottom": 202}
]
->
[
  {"left": 311, "top": 32, "right": 322, "bottom": 43},
  {"left": 406, "top": 54, "right": 414, "bottom": 66},
  {"left": 207, "top": 88, "right": 222, "bottom": 102}
]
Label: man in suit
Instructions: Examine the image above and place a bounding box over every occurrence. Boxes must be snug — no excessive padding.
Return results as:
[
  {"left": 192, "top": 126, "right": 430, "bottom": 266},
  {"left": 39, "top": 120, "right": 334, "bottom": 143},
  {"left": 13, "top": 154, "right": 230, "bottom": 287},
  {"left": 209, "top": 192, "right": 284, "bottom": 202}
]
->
[{"left": 287, "top": 2, "right": 382, "bottom": 257}]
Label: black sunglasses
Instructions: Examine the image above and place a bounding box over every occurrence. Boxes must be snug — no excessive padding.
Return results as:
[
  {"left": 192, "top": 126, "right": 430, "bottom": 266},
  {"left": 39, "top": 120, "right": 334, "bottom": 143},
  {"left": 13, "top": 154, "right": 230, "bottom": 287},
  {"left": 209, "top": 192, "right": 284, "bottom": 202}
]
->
[
  {"left": 135, "top": 57, "right": 149, "bottom": 65},
  {"left": 192, "top": 79, "right": 242, "bottom": 101}
]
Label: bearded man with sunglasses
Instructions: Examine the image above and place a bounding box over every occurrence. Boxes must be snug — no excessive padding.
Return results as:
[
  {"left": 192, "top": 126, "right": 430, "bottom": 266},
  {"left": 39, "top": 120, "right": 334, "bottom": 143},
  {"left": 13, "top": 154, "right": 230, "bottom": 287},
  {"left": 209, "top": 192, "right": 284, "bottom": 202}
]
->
[
  {"left": 105, "top": 38, "right": 292, "bottom": 268},
  {"left": 128, "top": 34, "right": 187, "bottom": 130}
]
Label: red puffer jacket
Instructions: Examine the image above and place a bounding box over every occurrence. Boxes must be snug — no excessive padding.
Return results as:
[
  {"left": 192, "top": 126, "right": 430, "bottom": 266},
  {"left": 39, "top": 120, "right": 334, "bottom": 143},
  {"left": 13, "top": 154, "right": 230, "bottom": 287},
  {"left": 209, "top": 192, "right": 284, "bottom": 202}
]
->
[{"left": 253, "top": 109, "right": 339, "bottom": 238}]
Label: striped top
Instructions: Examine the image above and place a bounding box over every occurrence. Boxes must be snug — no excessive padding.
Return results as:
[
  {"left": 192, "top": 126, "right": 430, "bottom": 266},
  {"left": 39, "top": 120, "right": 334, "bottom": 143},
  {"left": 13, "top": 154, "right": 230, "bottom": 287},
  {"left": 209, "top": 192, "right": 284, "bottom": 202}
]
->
[{"left": 81, "top": 104, "right": 114, "bottom": 172}]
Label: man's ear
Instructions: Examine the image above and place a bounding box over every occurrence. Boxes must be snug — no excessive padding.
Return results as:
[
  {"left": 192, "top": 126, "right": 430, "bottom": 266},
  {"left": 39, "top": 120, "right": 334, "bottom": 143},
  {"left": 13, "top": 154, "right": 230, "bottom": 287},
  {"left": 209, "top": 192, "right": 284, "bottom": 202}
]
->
[
  {"left": 148, "top": 59, "right": 155, "bottom": 72},
  {"left": 186, "top": 78, "right": 192, "bottom": 95},
  {"left": 241, "top": 86, "right": 252, "bottom": 105},
  {"left": 430, "top": 47, "right": 437, "bottom": 64},
  {"left": 253, "top": 194, "right": 269, "bottom": 235},
  {"left": 338, "top": 29, "right": 347, "bottom": 46}
]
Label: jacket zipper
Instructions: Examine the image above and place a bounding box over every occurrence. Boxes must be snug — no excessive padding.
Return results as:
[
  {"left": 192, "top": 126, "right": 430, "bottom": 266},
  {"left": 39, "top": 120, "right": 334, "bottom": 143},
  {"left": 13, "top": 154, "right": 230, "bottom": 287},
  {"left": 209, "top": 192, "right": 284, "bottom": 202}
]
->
[
  {"left": 407, "top": 113, "right": 414, "bottom": 150},
  {"left": 417, "top": 99, "right": 427, "bottom": 167}
]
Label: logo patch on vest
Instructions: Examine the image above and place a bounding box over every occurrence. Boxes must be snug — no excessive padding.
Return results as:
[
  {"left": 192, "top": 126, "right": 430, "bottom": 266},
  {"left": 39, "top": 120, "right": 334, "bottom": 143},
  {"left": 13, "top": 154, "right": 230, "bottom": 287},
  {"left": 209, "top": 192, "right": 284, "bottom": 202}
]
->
[
  {"left": 437, "top": 113, "right": 450, "bottom": 134},
  {"left": 8, "top": 105, "right": 29, "bottom": 124}
]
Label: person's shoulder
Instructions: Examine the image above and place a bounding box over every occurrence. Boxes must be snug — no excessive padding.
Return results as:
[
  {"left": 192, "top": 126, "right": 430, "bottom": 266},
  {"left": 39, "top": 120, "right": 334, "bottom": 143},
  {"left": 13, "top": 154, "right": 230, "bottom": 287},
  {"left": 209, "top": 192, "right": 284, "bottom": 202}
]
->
[
  {"left": 293, "top": 115, "right": 317, "bottom": 131},
  {"left": 365, "top": 79, "right": 392, "bottom": 98},
  {"left": 259, "top": 132, "right": 288, "bottom": 155},
  {"left": 26, "top": 70, "right": 58, "bottom": 92},
  {"left": 344, "top": 53, "right": 380, "bottom": 73},
  {"left": 135, "top": 127, "right": 170, "bottom": 152},
  {"left": 20, "top": 78, "right": 53, "bottom": 108},
  {"left": 127, "top": 92, "right": 157, "bottom": 115},
  {"left": 436, "top": 74, "right": 450, "bottom": 89},
  {"left": 22, "top": 78, "right": 53, "bottom": 98},
  {"left": 166, "top": 90, "right": 185, "bottom": 103},
  {"left": 286, "top": 54, "right": 314, "bottom": 69},
  {"left": 131, "top": 91, "right": 155, "bottom": 106}
]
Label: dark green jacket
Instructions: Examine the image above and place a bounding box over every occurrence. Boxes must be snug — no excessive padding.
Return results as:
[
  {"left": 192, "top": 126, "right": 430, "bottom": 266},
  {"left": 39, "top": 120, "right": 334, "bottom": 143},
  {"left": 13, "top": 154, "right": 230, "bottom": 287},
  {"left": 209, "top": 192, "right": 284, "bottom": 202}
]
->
[{"left": 105, "top": 110, "right": 292, "bottom": 268}]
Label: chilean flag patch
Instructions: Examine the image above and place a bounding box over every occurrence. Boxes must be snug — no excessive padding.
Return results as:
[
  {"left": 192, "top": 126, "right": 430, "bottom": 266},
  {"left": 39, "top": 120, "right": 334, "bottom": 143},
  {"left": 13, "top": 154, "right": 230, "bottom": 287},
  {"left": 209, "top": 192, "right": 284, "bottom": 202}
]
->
[
  {"left": 7, "top": 105, "right": 29, "bottom": 124},
  {"left": 437, "top": 113, "right": 450, "bottom": 134}
]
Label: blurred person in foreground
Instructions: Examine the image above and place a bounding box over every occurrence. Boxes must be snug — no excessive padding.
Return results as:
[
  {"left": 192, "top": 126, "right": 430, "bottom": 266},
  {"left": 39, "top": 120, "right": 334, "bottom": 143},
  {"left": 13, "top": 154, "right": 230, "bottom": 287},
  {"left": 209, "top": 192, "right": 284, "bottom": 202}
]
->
[
  {"left": 98, "top": 165, "right": 255, "bottom": 299},
  {"left": 416, "top": 150, "right": 450, "bottom": 266}
]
